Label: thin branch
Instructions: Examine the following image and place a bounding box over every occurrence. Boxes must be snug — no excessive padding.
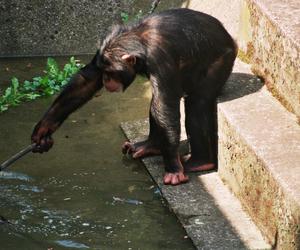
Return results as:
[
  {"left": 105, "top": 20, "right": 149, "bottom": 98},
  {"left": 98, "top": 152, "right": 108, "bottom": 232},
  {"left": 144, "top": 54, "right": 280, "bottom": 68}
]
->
[{"left": 149, "top": 0, "right": 161, "bottom": 14}]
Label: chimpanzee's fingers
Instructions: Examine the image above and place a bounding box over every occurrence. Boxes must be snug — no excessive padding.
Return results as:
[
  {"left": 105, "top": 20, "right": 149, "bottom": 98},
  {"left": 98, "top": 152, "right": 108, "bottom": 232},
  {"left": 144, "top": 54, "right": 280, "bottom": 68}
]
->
[
  {"left": 37, "top": 138, "right": 47, "bottom": 154},
  {"left": 34, "top": 136, "right": 52, "bottom": 153},
  {"left": 32, "top": 144, "right": 42, "bottom": 153},
  {"left": 122, "top": 141, "right": 129, "bottom": 154},
  {"left": 44, "top": 136, "right": 54, "bottom": 152},
  {"left": 31, "top": 133, "right": 41, "bottom": 145},
  {"left": 122, "top": 141, "right": 134, "bottom": 155}
]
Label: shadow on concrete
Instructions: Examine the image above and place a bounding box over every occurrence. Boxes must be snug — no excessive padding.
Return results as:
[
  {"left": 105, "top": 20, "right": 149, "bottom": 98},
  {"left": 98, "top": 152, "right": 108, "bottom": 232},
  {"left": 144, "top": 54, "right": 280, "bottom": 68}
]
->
[
  {"left": 214, "top": 72, "right": 264, "bottom": 168},
  {"left": 219, "top": 72, "right": 264, "bottom": 103},
  {"left": 205, "top": 72, "right": 264, "bottom": 170}
]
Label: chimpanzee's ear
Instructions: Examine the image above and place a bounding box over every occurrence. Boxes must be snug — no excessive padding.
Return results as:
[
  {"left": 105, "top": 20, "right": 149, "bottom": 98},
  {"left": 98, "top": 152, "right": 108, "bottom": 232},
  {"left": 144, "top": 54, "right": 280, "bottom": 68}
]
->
[{"left": 121, "top": 54, "right": 136, "bottom": 66}]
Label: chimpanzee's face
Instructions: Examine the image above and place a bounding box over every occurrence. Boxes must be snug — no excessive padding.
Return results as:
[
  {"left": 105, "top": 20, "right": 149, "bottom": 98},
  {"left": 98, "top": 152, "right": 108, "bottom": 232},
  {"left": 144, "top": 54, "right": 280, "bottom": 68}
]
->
[
  {"left": 102, "top": 69, "right": 124, "bottom": 92},
  {"left": 99, "top": 53, "right": 136, "bottom": 93}
]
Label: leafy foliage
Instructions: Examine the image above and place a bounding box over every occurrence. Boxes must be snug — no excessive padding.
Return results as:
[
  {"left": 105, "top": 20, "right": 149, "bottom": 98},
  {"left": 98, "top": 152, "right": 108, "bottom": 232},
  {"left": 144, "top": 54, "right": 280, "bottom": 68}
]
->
[
  {"left": 0, "top": 57, "right": 83, "bottom": 113},
  {"left": 120, "top": 12, "right": 129, "bottom": 23},
  {"left": 120, "top": 9, "right": 143, "bottom": 23}
]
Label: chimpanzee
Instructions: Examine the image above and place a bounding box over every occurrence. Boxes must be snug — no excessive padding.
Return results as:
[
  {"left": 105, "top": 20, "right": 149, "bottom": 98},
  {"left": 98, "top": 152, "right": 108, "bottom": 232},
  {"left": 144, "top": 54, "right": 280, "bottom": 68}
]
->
[{"left": 31, "top": 8, "right": 237, "bottom": 185}]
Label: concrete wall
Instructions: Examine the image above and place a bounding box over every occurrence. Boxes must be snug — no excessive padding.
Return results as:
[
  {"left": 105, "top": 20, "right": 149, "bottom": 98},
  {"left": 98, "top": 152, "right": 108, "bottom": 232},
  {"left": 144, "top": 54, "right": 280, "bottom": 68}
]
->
[
  {"left": 184, "top": 0, "right": 242, "bottom": 40},
  {"left": 0, "top": 0, "right": 184, "bottom": 57}
]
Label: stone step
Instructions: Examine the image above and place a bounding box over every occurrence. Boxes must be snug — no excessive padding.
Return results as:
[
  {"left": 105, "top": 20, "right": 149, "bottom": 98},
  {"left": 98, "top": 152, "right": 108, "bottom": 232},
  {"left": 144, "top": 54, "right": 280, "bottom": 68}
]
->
[
  {"left": 121, "top": 116, "right": 270, "bottom": 249},
  {"left": 238, "top": 0, "right": 300, "bottom": 118},
  {"left": 218, "top": 59, "right": 300, "bottom": 249}
]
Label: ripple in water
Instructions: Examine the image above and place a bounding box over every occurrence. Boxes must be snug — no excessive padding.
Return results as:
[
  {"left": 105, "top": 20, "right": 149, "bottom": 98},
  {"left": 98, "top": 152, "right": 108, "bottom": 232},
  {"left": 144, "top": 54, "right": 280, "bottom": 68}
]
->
[
  {"left": 55, "top": 240, "right": 89, "bottom": 249},
  {"left": 0, "top": 171, "right": 33, "bottom": 182}
]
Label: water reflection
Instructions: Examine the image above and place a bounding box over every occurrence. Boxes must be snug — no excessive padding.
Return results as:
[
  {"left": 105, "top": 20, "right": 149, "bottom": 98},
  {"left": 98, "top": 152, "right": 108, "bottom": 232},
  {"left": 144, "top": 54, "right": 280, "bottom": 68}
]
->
[{"left": 0, "top": 171, "right": 33, "bottom": 182}]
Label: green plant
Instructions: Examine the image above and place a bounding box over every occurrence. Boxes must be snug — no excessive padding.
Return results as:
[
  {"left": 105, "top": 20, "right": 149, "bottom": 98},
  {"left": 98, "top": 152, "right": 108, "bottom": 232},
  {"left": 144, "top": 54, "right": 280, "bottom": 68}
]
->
[
  {"left": 121, "top": 12, "right": 129, "bottom": 23},
  {"left": 120, "top": 9, "right": 143, "bottom": 24},
  {"left": 0, "top": 57, "right": 83, "bottom": 113}
]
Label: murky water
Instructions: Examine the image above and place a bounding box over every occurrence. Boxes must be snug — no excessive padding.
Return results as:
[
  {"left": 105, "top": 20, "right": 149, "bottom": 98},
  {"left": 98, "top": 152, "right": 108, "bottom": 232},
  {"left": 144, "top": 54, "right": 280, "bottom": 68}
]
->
[{"left": 0, "top": 57, "right": 194, "bottom": 249}]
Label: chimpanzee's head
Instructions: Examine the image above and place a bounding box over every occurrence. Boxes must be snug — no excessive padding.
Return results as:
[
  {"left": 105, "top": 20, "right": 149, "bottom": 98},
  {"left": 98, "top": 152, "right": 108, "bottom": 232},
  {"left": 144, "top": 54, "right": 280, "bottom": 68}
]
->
[{"left": 97, "top": 49, "right": 137, "bottom": 93}]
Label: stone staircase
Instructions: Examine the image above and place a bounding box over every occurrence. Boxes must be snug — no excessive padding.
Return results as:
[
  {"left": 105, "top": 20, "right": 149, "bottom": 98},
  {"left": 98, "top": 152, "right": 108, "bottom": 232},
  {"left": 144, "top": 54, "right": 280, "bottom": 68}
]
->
[{"left": 188, "top": 0, "right": 300, "bottom": 248}]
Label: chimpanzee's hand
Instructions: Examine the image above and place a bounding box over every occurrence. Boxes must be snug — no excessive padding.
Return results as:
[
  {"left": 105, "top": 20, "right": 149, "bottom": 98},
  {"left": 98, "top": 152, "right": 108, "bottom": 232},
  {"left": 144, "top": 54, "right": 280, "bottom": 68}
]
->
[{"left": 31, "top": 120, "right": 55, "bottom": 153}]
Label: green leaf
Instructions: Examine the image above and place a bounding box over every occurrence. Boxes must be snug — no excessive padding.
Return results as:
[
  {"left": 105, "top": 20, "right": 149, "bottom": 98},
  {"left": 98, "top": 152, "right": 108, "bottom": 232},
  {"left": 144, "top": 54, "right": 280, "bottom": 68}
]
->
[
  {"left": 121, "top": 12, "right": 129, "bottom": 23},
  {"left": 25, "top": 93, "right": 40, "bottom": 100},
  {"left": 61, "top": 80, "right": 68, "bottom": 86},
  {"left": 0, "top": 105, "right": 8, "bottom": 112},
  {"left": 47, "top": 57, "right": 59, "bottom": 77},
  {"left": 23, "top": 80, "right": 34, "bottom": 91},
  {"left": 4, "top": 87, "right": 12, "bottom": 99},
  {"left": 11, "top": 77, "right": 19, "bottom": 90},
  {"left": 40, "top": 75, "right": 49, "bottom": 86}
]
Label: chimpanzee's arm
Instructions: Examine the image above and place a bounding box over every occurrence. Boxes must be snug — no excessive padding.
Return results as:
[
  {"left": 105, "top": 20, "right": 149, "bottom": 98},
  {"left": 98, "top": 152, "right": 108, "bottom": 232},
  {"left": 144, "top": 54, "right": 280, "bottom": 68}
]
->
[
  {"left": 151, "top": 87, "right": 188, "bottom": 184},
  {"left": 31, "top": 56, "right": 103, "bottom": 153},
  {"left": 150, "top": 75, "right": 181, "bottom": 162}
]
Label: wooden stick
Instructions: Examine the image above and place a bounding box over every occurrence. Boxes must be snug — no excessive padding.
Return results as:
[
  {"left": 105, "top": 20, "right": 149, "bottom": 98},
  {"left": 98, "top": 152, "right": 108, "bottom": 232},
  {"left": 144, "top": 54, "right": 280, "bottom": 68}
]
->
[{"left": 0, "top": 144, "right": 36, "bottom": 171}]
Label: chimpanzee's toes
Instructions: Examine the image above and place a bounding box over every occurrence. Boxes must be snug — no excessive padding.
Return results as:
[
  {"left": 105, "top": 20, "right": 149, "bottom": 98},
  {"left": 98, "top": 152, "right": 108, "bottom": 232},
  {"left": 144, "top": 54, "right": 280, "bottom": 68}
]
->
[
  {"left": 163, "top": 172, "right": 189, "bottom": 185},
  {"left": 182, "top": 157, "right": 216, "bottom": 172},
  {"left": 132, "top": 149, "right": 145, "bottom": 159}
]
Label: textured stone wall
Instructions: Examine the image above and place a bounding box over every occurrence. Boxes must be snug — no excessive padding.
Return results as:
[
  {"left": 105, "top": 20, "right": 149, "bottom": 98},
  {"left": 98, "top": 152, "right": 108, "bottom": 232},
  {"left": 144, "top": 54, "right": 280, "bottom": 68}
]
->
[
  {"left": 0, "top": 0, "right": 124, "bottom": 56},
  {"left": 0, "top": 0, "right": 184, "bottom": 57},
  {"left": 239, "top": 0, "right": 300, "bottom": 118}
]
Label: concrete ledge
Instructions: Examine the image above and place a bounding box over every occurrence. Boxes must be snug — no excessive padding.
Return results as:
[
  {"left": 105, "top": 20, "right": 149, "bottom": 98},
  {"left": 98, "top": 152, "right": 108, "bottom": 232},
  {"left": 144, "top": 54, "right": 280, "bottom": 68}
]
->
[
  {"left": 218, "top": 59, "right": 300, "bottom": 248},
  {"left": 239, "top": 0, "right": 300, "bottom": 117},
  {"left": 121, "top": 119, "right": 270, "bottom": 249}
]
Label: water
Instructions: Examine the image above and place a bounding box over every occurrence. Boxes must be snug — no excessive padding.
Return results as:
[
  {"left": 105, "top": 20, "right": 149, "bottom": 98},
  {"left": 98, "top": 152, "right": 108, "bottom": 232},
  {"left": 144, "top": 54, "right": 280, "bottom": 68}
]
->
[{"left": 0, "top": 57, "right": 194, "bottom": 249}]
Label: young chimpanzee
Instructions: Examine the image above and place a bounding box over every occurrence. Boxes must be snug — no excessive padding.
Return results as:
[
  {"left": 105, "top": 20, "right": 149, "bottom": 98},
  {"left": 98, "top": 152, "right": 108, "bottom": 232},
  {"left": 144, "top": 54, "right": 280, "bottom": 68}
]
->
[{"left": 31, "top": 8, "right": 237, "bottom": 185}]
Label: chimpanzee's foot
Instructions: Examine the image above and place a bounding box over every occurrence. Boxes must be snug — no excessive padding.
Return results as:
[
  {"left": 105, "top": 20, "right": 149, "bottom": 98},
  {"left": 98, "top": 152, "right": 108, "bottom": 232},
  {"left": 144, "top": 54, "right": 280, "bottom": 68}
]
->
[
  {"left": 163, "top": 172, "right": 189, "bottom": 185},
  {"left": 181, "top": 154, "right": 216, "bottom": 172},
  {"left": 122, "top": 140, "right": 161, "bottom": 159}
]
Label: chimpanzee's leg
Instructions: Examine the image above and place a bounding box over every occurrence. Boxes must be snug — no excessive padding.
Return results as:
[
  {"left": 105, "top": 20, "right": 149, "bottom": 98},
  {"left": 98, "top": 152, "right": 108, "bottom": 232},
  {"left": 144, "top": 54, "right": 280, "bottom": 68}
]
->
[
  {"left": 122, "top": 94, "right": 188, "bottom": 185},
  {"left": 183, "top": 48, "right": 236, "bottom": 172},
  {"left": 122, "top": 97, "right": 161, "bottom": 158},
  {"left": 154, "top": 96, "right": 188, "bottom": 185},
  {"left": 183, "top": 97, "right": 217, "bottom": 171}
]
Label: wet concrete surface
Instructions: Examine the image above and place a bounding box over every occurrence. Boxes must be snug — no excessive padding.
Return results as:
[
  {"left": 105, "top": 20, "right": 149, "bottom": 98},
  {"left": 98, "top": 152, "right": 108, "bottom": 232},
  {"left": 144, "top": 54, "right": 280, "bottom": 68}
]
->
[{"left": 0, "top": 57, "right": 194, "bottom": 249}]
